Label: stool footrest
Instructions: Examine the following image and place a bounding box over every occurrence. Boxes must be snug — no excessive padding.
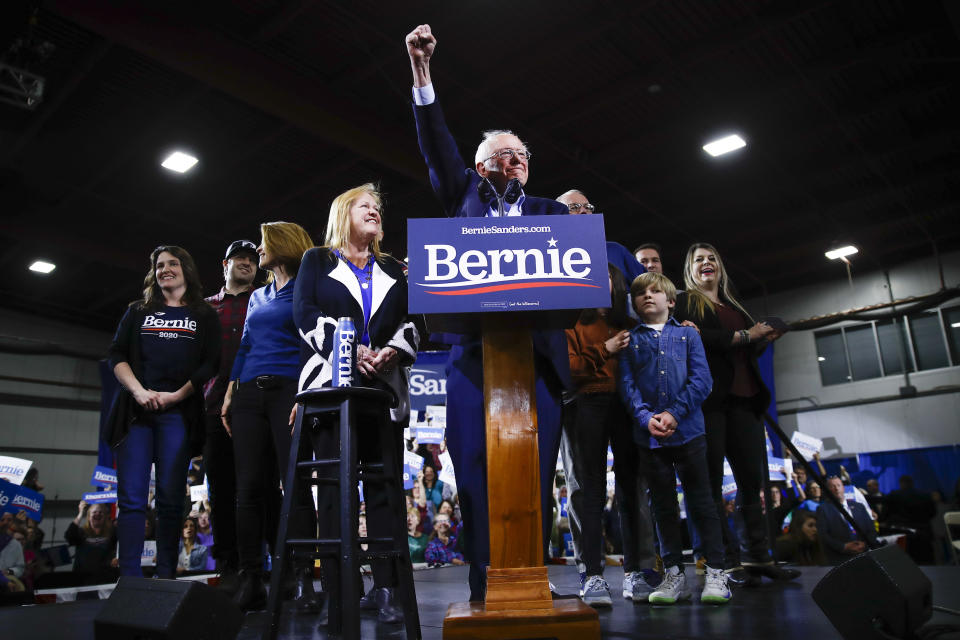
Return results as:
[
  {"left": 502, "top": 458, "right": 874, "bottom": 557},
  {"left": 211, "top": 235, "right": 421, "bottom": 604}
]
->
[
  {"left": 286, "top": 538, "right": 340, "bottom": 547},
  {"left": 297, "top": 459, "right": 340, "bottom": 469}
]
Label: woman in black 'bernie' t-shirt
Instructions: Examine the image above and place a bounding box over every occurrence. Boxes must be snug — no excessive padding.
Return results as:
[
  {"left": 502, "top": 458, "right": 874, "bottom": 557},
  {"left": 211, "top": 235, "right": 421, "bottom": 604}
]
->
[{"left": 106, "top": 245, "right": 220, "bottom": 579}]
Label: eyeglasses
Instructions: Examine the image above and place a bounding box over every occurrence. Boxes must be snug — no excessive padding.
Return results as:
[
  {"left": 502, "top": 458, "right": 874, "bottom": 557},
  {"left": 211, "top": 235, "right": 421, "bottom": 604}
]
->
[
  {"left": 566, "top": 203, "right": 595, "bottom": 213},
  {"left": 486, "top": 148, "right": 532, "bottom": 162}
]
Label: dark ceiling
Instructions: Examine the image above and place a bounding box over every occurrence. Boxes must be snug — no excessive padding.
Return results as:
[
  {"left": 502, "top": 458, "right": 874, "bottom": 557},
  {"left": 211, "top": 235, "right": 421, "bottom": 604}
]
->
[{"left": 2, "top": 0, "right": 959, "bottom": 332}]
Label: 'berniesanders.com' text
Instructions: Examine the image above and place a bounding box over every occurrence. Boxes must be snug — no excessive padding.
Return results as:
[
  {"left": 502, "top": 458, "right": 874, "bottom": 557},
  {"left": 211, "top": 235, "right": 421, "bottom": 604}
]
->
[{"left": 461, "top": 224, "right": 551, "bottom": 235}]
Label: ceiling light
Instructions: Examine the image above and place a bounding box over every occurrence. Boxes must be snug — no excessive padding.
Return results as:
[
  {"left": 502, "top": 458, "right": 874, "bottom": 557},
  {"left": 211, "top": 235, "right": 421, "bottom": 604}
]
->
[
  {"left": 817, "top": 356, "right": 826, "bottom": 362},
  {"left": 825, "top": 246, "right": 858, "bottom": 261},
  {"left": 29, "top": 260, "right": 56, "bottom": 274},
  {"left": 703, "top": 134, "right": 746, "bottom": 157},
  {"left": 952, "top": 322, "right": 960, "bottom": 329},
  {"left": 161, "top": 151, "right": 198, "bottom": 173}
]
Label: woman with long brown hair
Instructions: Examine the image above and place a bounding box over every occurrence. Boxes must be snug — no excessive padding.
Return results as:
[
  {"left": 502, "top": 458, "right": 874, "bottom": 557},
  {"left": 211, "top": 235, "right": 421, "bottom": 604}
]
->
[
  {"left": 106, "top": 245, "right": 220, "bottom": 579},
  {"left": 672, "top": 243, "right": 796, "bottom": 583}
]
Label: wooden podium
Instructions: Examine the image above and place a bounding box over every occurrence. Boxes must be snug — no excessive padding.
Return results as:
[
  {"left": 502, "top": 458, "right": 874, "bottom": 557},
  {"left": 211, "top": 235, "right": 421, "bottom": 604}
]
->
[{"left": 441, "top": 314, "right": 600, "bottom": 640}]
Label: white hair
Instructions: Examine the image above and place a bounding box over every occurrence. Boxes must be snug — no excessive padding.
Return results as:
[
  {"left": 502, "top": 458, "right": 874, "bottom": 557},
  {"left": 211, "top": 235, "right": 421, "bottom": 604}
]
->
[
  {"left": 556, "top": 189, "right": 586, "bottom": 202},
  {"left": 474, "top": 129, "right": 526, "bottom": 167}
]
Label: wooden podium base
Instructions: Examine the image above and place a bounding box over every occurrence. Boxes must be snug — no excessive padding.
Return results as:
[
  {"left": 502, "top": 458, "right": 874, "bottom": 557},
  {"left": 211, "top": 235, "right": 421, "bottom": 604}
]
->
[
  {"left": 442, "top": 598, "right": 600, "bottom": 640},
  {"left": 440, "top": 320, "right": 599, "bottom": 639}
]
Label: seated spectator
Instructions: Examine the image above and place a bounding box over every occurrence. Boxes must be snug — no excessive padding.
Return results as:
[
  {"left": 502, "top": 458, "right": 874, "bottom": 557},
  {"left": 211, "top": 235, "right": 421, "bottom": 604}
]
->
[
  {"left": 22, "top": 518, "right": 51, "bottom": 582},
  {"left": 424, "top": 515, "right": 464, "bottom": 566},
  {"left": 411, "top": 479, "right": 433, "bottom": 535},
  {"left": 177, "top": 517, "right": 208, "bottom": 574},
  {"left": 65, "top": 500, "right": 118, "bottom": 577},
  {"left": 817, "top": 476, "right": 880, "bottom": 566},
  {"left": 23, "top": 468, "right": 44, "bottom": 493},
  {"left": 768, "top": 484, "right": 795, "bottom": 541},
  {"left": 1, "top": 515, "right": 26, "bottom": 593},
  {"left": 884, "top": 475, "right": 937, "bottom": 563},
  {"left": 24, "top": 518, "right": 44, "bottom": 551},
  {"left": 8, "top": 525, "right": 36, "bottom": 590},
  {"left": 407, "top": 508, "right": 427, "bottom": 564},
  {"left": 195, "top": 510, "right": 217, "bottom": 571},
  {"left": 436, "top": 499, "right": 461, "bottom": 537},
  {"left": 774, "top": 510, "right": 825, "bottom": 566},
  {"left": 863, "top": 478, "right": 884, "bottom": 519},
  {"left": 785, "top": 468, "right": 806, "bottom": 504},
  {"left": 421, "top": 465, "right": 447, "bottom": 511},
  {"left": 930, "top": 490, "right": 951, "bottom": 565},
  {"left": 798, "top": 481, "right": 823, "bottom": 512}
]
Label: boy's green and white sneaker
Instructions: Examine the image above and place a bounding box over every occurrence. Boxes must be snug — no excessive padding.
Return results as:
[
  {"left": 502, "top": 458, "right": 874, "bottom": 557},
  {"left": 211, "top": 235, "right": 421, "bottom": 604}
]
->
[
  {"left": 701, "top": 566, "right": 732, "bottom": 605},
  {"left": 623, "top": 571, "right": 655, "bottom": 602},
  {"left": 580, "top": 575, "right": 613, "bottom": 607},
  {"left": 648, "top": 565, "right": 690, "bottom": 605}
]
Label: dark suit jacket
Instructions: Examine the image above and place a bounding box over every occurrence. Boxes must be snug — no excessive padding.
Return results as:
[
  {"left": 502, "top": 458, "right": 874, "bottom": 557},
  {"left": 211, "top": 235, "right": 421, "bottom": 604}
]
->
[
  {"left": 817, "top": 500, "right": 879, "bottom": 565},
  {"left": 412, "top": 100, "right": 572, "bottom": 390},
  {"left": 672, "top": 291, "right": 770, "bottom": 414}
]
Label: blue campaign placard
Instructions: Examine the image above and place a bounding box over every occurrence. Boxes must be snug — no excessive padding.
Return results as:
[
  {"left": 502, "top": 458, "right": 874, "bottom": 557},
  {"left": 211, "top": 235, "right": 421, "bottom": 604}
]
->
[
  {"left": 767, "top": 456, "right": 786, "bottom": 481},
  {"left": 409, "top": 351, "right": 448, "bottom": 410},
  {"left": 0, "top": 478, "right": 45, "bottom": 522},
  {"left": 415, "top": 426, "right": 445, "bottom": 444},
  {"left": 90, "top": 465, "right": 118, "bottom": 488},
  {"left": 407, "top": 215, "right": 610, "bottom": 314},
  {"left": 721, "top": 475, "right": 738, "bottom": 499},
  {"left": 83, "top": 490, "right": 118, "bottom": 504}
]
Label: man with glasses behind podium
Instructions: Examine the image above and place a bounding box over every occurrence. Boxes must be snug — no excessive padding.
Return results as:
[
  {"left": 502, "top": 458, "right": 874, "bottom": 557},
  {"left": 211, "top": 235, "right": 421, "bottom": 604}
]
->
[{"left": 405, "top": 23, "right": 572, "bottom": 602}]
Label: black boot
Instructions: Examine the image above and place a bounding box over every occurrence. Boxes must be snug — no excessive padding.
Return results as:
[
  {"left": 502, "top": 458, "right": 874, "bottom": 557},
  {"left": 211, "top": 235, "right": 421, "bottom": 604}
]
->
[
  {"left": 215, "top": 555, "right": 241, "bottom": 596},
  {"left": 234, "top": 570, "right": 267, "bottom": 612},
  {"left": 373, "top": 587, "right": 404, "bottom": 624},
  {"left": 291, "top": 566, "right": 323, "bottom": 613},
  {"left": 743, "top": 561, "right": 801, "bottom": 582}
]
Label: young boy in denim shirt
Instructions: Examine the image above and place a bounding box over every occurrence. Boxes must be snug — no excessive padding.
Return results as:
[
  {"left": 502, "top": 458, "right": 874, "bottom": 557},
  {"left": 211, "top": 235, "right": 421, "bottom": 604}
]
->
[{"left": 617, "top": 272, "right": 731, "bottom": 604}]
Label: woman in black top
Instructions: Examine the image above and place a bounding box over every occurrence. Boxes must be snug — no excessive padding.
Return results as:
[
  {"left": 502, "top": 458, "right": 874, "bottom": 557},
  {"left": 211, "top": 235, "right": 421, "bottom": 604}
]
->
[
  {"left": 672, "top": 243, "right": 794, "bottom": 581},
  {"left": 65, "top": 500, "right": 118, "bottom": 578},
  {"left": 106, "top": 245, "right": 219, "bottom": 578}
]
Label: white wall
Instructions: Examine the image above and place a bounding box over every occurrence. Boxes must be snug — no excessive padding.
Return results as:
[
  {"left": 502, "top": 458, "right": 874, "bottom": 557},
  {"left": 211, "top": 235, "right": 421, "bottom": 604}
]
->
[{"left": 745, "top": 250, "right": 960, "bottom": 455}]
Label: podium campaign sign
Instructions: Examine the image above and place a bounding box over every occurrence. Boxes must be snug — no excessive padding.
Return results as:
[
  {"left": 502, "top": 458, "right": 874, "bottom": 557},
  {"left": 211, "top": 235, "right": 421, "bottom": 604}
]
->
[{"left": 406, "top": 215, "right": 610, "bottom": 314}]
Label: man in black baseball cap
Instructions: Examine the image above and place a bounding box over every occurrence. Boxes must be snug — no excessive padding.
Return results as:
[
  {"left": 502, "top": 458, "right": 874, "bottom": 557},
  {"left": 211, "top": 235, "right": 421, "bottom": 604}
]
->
[{"left": 202, "top": 239, "right": 274, "bottom": 590}]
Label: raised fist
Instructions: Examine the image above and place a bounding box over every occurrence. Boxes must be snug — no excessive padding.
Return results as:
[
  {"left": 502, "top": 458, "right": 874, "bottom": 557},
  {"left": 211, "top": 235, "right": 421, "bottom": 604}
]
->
[{"left": 406, "top": 24, "right": 436, "bottom": 64}]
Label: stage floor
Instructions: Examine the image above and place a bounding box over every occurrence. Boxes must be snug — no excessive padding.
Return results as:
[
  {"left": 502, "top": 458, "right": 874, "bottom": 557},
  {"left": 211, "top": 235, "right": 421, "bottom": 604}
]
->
[{"left": 5, "top": 564, "right": 960, "bottom": 639}]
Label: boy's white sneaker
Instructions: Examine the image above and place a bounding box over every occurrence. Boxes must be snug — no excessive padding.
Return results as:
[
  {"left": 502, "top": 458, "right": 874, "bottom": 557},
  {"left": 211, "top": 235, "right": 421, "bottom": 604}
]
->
[
  {"left": 580, "top": 575, "right": 613, "bottom": 607},
  {"left": 648, "top": 565, "right": 690, "bottom": 605},
  {"left": 701, "top": 566, "right": 732, "bottom": 605}
]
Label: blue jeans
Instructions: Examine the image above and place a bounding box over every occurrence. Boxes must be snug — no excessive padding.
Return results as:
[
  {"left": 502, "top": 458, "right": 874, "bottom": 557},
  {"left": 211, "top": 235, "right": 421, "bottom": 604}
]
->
[
  {"left": 636, "top": 435, "right": 723, "bottom": 569},
  {"left": 116, "top": 410, "right": 190, "bottom": 578}
]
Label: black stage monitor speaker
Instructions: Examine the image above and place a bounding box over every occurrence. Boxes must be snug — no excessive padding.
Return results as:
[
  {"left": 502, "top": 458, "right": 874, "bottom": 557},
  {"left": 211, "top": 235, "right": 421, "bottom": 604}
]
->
[
  {"left": 812, "top": 544, "right": 932, "bottom": 640},
  {"left": 94, "top": 576, "right": 242, "bottom": 640}
]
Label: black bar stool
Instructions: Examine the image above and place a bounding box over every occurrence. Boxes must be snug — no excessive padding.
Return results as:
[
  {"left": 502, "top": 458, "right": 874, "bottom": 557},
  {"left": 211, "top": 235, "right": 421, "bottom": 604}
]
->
[{"left": 262, "top": 386, "right": 421, "bottom": 640}]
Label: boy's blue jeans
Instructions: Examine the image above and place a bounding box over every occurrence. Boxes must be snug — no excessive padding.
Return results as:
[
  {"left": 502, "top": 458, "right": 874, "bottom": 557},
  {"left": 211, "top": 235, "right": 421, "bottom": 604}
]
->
[
  {"left": 637, "top": 435, "right": 723, "bottom": 569},
  {"left": 116, "top": 410, "right": 190, "bottom": 578}
]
